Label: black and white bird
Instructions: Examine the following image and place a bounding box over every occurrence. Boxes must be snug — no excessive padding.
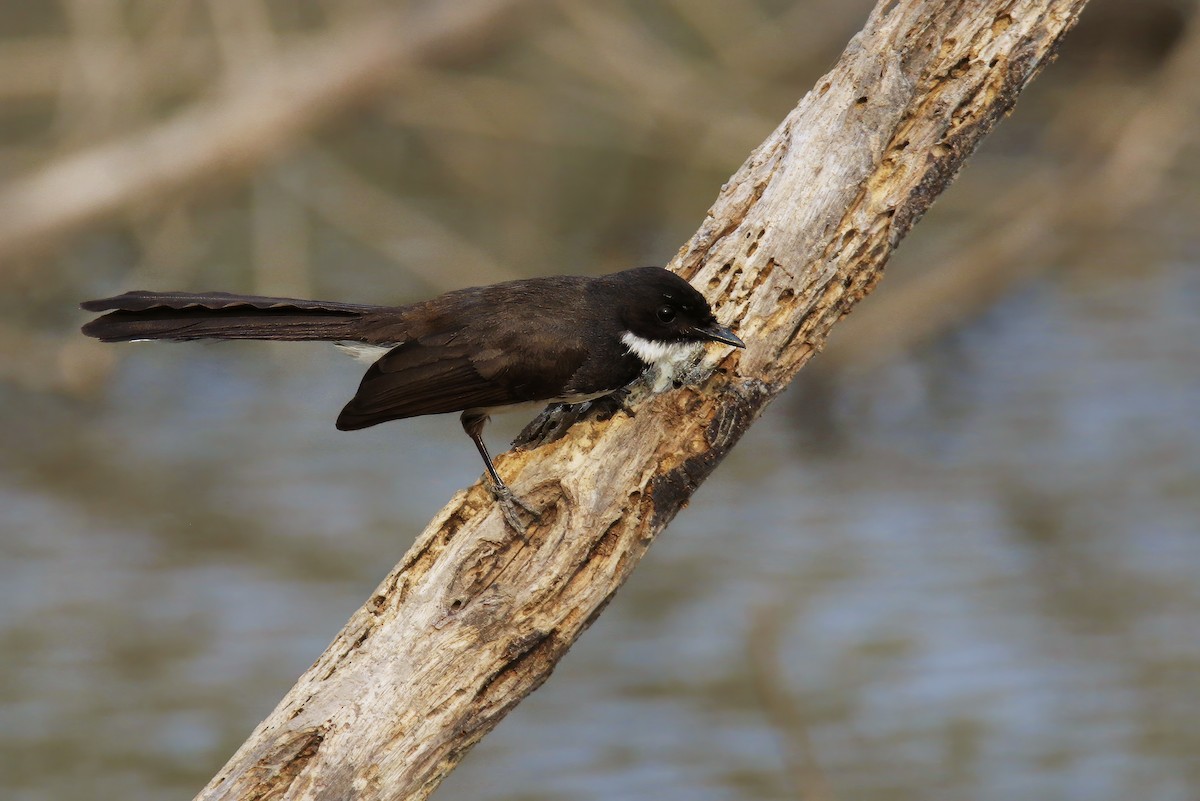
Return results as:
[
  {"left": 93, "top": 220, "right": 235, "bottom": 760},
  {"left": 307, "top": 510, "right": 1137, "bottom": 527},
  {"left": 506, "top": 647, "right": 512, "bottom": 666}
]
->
[{"left": 81, "top": 266, "right": 745, "bottom": 527}]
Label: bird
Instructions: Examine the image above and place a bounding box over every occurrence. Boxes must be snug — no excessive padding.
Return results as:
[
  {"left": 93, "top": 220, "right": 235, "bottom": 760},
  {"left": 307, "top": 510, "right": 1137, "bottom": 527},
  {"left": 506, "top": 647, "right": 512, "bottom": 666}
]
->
[{"left": 80, "top": 266, "right": 745, "bottom": 528}]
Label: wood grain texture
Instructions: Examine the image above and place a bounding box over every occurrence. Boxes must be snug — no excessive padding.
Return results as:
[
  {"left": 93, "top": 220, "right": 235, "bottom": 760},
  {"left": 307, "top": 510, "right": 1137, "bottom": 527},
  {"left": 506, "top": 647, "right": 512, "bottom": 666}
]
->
[{"left": 195, "top": 1, "right": 1089, "bottom": 799}]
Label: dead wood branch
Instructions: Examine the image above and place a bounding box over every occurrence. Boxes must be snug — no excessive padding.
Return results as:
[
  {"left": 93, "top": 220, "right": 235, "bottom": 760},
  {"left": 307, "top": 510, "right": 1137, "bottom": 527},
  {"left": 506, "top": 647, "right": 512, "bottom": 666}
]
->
[
  {"left": 822, "top": 3, "right": 1200, "bottom": 371},
  {"left": 194, "top": 2, "right": 1089, "bottom": 799}
]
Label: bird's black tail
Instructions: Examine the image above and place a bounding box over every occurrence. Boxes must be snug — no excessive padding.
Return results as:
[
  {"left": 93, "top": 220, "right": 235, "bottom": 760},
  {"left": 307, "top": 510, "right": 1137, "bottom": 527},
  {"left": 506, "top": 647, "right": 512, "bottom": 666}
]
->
[{"left": 80, "top": 291, "right": 386, "bottom": 343}]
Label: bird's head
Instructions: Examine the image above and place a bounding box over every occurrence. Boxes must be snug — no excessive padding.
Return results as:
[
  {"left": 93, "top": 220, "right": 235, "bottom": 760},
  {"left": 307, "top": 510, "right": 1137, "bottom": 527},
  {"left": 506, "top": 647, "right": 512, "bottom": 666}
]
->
[{"left": 613, "top": 266, "right": 745, "bottom": 357}]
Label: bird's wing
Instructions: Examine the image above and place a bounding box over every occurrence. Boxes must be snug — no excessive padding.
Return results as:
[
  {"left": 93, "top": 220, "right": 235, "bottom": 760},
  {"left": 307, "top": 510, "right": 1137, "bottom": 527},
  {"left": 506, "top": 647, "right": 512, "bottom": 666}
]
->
[{"left": 334, "top": 332, "right": 588, "bottom": 430}]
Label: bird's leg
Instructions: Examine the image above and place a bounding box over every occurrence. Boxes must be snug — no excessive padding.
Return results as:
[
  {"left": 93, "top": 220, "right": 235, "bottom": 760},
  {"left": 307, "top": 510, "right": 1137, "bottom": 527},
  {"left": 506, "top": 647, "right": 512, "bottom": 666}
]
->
[{"left": 460, "top": 410, "right": 539, "bottom": 530}]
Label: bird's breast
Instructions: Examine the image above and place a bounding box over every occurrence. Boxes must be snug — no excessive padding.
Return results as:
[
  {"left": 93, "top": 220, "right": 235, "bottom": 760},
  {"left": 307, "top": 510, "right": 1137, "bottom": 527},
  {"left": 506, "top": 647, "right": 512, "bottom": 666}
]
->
[{"left": 620, "top": 332, "right": 704, "bottom": 392}]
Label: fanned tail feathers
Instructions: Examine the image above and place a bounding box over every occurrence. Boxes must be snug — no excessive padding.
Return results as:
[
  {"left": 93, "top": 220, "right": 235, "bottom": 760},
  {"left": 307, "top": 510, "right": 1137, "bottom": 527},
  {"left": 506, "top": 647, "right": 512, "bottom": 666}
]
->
[{"left": 80, "top": 291, "right": 384, "bottom": 343}]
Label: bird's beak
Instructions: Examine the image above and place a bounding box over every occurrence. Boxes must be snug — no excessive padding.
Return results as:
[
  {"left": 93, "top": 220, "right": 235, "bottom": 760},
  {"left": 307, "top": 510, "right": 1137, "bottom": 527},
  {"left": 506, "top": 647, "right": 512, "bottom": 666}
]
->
[{"left": 696, "top": 321, "right": 745, "bottom": 349}]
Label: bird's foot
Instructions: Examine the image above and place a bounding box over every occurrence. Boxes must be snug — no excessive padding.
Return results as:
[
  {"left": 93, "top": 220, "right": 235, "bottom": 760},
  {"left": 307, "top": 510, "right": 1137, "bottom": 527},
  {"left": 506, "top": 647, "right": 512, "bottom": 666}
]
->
[
  {"left": 491, "top": 483, "right": 540, "bottom": 532},
  {"left": 513, "top": 402, "right": 581, "bottom": 447},
  {"left": 514, "top": 388, "right": 635, "bottom": 448},
  {"left": 589, "top": 386, "right": 632, "bottom": 421}
]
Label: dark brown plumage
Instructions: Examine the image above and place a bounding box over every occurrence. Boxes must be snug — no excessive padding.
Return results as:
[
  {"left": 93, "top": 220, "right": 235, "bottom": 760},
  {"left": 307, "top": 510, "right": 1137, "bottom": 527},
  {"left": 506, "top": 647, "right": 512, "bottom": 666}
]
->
[
  {"left": 80, "top": 291, "right": 381, "bottom": 342},
  {"left": 81, "top": 266, "right": 744, "bottom": 527}
]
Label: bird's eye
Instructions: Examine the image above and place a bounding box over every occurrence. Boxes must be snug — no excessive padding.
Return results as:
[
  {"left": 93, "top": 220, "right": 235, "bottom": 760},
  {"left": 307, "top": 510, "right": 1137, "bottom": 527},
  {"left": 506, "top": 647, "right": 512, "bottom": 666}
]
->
[{"left": 656, "top": 305, "right": 677, "bottom": 323}]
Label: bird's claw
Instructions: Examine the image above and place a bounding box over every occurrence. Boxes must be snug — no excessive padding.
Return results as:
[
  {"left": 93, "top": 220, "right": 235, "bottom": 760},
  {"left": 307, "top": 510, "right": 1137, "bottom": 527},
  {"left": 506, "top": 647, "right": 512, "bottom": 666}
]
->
[{"left": 490, "top": 483, "right": 540, "bottom": 532}]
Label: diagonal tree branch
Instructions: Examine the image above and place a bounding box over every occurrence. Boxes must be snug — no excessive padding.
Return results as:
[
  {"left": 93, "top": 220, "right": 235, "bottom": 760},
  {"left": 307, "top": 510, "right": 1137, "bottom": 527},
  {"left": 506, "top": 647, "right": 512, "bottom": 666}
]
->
[{"left": 195, "top": 1, "right": 1089, "bottom": 799}]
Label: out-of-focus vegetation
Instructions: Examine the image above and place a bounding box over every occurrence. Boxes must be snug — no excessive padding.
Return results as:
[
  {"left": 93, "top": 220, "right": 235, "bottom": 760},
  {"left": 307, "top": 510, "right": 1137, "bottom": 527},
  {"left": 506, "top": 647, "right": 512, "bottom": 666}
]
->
[
  {"left": 2, "top": 2, "right": 1199, "bottom": 801},
  {"left": 0, "top": 0, "right": 1195, "bottom": 388},
  {"left": 1, "top": 0, "right": 876, "bottom": 397}
]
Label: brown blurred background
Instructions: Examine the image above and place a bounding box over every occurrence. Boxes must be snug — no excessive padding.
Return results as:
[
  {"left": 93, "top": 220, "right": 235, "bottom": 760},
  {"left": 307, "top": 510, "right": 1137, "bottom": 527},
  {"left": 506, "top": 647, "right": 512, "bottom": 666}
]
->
[{"left": 2, "top": 2, "right": 1198, "bottom": 800}]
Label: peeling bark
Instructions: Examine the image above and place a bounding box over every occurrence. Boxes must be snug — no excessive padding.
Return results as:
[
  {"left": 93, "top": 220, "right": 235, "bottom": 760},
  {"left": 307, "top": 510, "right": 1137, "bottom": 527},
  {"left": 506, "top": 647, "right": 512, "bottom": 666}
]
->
[{"left": 194, "top": 1, "right": 1089, "bottom": 799}]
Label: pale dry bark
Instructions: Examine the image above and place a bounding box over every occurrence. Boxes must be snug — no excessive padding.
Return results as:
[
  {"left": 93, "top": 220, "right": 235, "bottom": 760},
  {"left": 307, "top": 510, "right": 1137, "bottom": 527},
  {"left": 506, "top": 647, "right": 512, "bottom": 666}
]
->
[
  {"left": 196, "top": 1, "right": 1089, "bottom": 799},
  {"left": 822, "top": 3, "right": 1200, "bottom": 371}
]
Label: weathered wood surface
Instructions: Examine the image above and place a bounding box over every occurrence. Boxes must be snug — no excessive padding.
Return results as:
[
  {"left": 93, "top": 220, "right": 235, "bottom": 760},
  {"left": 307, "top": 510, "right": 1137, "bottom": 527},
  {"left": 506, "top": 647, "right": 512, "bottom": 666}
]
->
[{"left": 196, "top": 1, "right": 1089, "bottom": 799}]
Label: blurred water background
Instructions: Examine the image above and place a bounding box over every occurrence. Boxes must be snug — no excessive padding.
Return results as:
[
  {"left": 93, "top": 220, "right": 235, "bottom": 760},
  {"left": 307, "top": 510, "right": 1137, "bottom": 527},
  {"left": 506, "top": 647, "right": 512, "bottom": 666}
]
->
[{"left": 1, "top": 1, "right": 1198, "bottom": 799}]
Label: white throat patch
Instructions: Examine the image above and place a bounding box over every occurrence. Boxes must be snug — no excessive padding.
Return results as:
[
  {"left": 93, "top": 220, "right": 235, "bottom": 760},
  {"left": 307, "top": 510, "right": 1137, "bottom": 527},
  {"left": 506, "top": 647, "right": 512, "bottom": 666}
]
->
[{"left": 621, "top": 331, "right": 703, "bottom": 392}]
